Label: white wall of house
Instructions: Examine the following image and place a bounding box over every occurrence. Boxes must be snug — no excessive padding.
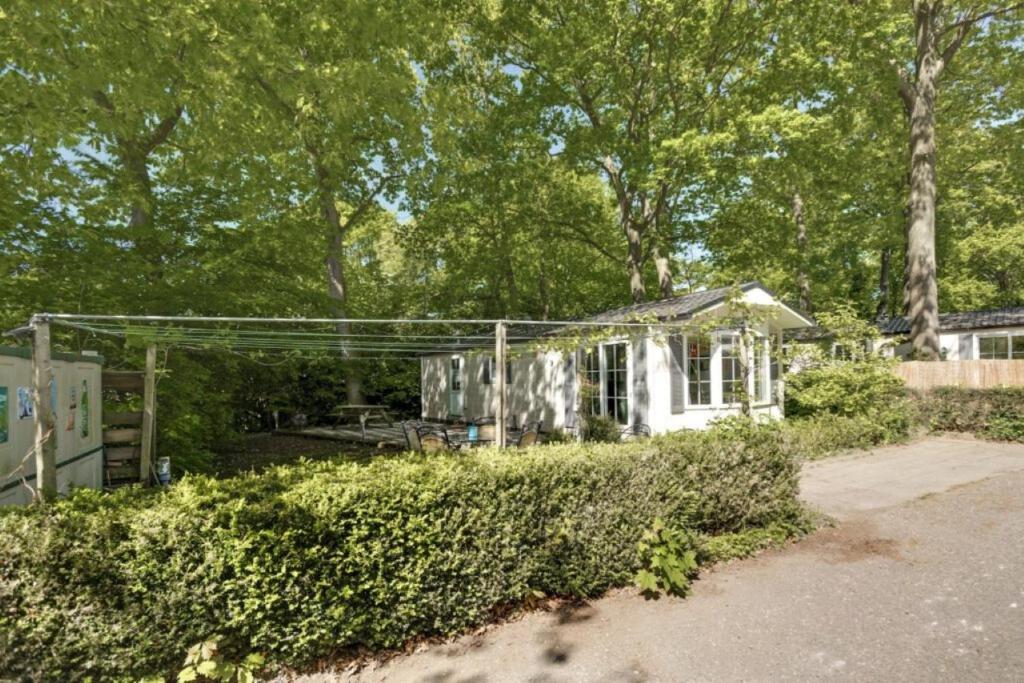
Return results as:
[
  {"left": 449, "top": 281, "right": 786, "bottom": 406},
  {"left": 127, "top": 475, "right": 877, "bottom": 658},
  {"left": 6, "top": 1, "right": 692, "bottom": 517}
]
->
[
  {"left": 420, "top": 349, "right": 571, "bottom": 430},
  {"left": 883, "top": 326, "right": 1024, "bottom": 361},
  {"left": 644, "top": 324, "right": 781, "bottom": 433}
]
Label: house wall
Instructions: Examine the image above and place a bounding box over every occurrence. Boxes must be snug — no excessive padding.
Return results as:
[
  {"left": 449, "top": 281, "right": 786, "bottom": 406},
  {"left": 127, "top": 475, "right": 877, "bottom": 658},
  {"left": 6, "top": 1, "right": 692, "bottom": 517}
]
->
[
  {"left": 0, "top": 348, "right": 104, "bottom": 506},
  {"left": 420, "top": 350, "right": 569, "bottom": 431},
  {"left": 644, "top": 324, "right": 781, "bottom": 433},
  {"left": 885, "top": 326, "right": 1024, "bottom": 361}
]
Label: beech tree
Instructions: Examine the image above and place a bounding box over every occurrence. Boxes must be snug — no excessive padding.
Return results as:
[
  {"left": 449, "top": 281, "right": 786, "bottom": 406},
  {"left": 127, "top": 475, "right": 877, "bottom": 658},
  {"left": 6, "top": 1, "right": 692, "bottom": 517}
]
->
[{"left": 895, "top": 1, "right": 1023, "bottom": 358}]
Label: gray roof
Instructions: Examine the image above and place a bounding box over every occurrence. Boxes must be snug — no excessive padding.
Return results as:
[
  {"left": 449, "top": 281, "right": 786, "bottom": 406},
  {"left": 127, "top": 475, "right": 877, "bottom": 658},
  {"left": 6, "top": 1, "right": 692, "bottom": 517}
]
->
[
  {"left": 878, "top": 307, "right": 1024, "bottom": 335},
  {"left": 584, "top": 282, "right": 768, "bottom": 324},
  {"left": 785, "top": 306, "right": 1024, "bottom": 342}
]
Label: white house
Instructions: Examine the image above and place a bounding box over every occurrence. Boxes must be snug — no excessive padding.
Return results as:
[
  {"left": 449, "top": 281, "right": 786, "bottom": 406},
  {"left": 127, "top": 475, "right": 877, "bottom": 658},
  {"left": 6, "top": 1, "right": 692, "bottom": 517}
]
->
[
  {"left": 877, "top": 308, "right": 1024, "bottom": 360},
  {"left": 419, "top": 282, "right": 814, "bottom": 433},
  {"left": 787, "top": 306, "right": 1024, "bottom": 361}
]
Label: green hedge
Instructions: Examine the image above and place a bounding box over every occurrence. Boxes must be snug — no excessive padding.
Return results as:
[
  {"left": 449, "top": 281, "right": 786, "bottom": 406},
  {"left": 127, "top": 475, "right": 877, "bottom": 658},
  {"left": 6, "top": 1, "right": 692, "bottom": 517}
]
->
[
  {"left": 925, "top": 387, "right": 1024, "bottom": 441},
  {"left": 1, "top": 427, "right": 807, "bottom": 681}
]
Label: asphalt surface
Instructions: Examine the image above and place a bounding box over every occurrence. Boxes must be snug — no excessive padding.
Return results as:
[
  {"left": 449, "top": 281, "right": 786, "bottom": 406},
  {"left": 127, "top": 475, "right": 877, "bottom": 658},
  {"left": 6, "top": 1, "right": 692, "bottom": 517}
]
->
[{"left": 296, "top": 436, "right": 1024, "bottom": 683}]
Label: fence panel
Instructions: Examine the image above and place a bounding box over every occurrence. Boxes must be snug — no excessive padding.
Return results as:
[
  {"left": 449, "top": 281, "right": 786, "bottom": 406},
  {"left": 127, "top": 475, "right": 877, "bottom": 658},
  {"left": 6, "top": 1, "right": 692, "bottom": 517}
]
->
[{"left": 894, "top": 360, "right": 1024, "bottom": 390}]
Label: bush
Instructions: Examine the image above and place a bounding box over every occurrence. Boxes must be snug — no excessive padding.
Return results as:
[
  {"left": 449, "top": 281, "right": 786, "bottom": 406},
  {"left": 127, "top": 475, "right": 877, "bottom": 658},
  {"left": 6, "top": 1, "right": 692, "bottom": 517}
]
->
[
  {"left": 925, "top": 387, "right": 1024, "bottom": 442},
  {"left": 785, "top": 360, "right": 909, "bottom": 419},
  {"left": 580, "top": 414, "right": 622, "bottom": 442},
  {"left": 0, "top": 428, "right": 805, "bottom": 681}
]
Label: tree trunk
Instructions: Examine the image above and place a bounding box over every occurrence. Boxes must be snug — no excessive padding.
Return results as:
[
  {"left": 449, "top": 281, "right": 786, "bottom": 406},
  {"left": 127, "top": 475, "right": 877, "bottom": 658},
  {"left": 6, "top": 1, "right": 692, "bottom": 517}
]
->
[
  {"left": 538, "top": 260, "right": 551, "bottom": 321},
  {"left": 792, "top": 192, "right": 812, "bottom": 313},
  {"left": 316, "top": 162, "right": 365, "bottom": 405},
  {"left": 624, "top": 217, "right": 646, "bottom": 303},
  {"left": 905, "top": 1, "right": 942, "bottom": 359},
  {"left": 654, "top": 251, "right": 673, "bottom": 299},
  {"left": 877, "top": 246, "right": 892, "bottom": 320}
]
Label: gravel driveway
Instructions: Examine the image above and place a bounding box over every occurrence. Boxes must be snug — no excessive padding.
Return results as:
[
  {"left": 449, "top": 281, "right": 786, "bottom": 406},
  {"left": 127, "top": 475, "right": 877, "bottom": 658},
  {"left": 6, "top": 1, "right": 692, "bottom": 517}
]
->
[{"left": 297, "top": 436, "right": 1024, "bottom": 683}]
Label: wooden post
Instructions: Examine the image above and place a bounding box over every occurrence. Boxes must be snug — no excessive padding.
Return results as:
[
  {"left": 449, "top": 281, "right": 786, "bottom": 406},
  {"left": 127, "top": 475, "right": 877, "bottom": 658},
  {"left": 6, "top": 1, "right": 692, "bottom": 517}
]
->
[
  {"left": 139, "top": 344, "right": 157, "bottom": 484},
  {"left": 495, "top": 321, "right": 507, "bottom": 448},
  {"left": 774, "top": 326, "right": 785, "bottom": 415},
  {"left": 31, "top": 317, "right": 57, "bottom": 501}
]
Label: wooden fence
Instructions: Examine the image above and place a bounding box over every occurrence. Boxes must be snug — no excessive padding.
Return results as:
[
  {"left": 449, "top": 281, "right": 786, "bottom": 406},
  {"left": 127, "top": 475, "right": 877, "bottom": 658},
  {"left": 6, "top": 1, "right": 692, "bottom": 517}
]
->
[{"left": 894, "top": 360, "right": 1024, "bottom": 391}]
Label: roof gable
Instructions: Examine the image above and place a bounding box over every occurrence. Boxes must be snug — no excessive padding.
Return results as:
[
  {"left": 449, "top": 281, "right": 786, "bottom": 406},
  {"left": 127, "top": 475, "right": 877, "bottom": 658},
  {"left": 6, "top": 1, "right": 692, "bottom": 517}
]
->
[{"left": 584, "top": 281, "right": 812, "bottom": 328}]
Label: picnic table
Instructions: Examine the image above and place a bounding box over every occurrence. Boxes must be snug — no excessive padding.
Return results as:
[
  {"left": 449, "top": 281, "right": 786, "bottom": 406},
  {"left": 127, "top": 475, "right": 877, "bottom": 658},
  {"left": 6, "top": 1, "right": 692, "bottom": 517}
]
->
[{"left": 329, "top": 404, "right": 396, "bottom": 436}]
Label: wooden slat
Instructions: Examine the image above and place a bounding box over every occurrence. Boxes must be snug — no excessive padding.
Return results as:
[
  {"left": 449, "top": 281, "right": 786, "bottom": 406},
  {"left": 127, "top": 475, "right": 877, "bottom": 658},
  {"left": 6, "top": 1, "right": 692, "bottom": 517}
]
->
[
  {"left": 106, "top": 465, "right": 140, "bottom": 480},
  {"left": 102, "top": 371, "right": 145, "bottom": 392},
  {"left": 105, "top": 411, "right": 144, "bottom": 427},
  {"left": 893, "top": 359, "right": 1024, "bottom": 391},
  {"left": 104, "top": 445, "right": 140, "bottom": 463},
  {"left": 104, "top": 428, "right": 142, "bottom": 444}
]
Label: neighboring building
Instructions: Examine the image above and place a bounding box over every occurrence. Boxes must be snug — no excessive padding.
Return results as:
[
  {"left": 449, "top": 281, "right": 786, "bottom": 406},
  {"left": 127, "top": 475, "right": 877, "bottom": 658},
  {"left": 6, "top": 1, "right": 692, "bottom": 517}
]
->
[
  {"left": 0, "top": 347, "right": 104, "bottom": 506},
  {"left": 788, "top": 306, "right": 1024, "bottom": 361},
  {"left": 878, "top": 308, "right": 1024, "bottom": 360},
  {"left": 419, "top": 282, "right": 814, "bottom": 433}
]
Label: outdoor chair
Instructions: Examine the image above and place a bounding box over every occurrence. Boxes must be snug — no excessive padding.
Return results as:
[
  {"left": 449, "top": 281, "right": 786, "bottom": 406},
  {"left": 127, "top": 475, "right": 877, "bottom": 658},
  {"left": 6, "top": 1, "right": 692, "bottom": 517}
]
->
[
  {"left": 402, "top": 421, "right": 423, "bottom": 452},
  {"left": 517, "top": 421, "right": 543, "bottom": 448},
  {"left": 417, "top": 424, "right": 456, "bottom": 453},
  {"left": 620, "top": 423, "right": 652, "bottom": 441}
]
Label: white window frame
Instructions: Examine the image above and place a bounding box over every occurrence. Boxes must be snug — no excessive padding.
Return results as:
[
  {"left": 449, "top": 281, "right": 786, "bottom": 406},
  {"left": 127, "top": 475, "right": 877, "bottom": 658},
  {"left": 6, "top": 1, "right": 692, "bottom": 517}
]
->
[
  {"left": 683, "top": 330, "right": 774, "bottom": 409},
  {"left": 975, "top": 332, "right": 1024, "bottom": 360},
  {"left": 580, "top": 341, "right": 632, "bottom": 424}
]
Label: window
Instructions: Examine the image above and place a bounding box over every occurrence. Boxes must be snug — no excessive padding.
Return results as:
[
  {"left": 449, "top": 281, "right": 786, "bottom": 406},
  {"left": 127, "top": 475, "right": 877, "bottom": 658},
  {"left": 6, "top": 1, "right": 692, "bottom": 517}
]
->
[
  {"left": 753, "top": 337, "right": 769, "bottom": 404},
  {"left": 720, "top": 335, "right": 743, "bottom": 404},
  {"left": 980, "top": 336, "right": 1009, "bottom": 359},
  {"left": 687, "top": 335, "right": 712, "bottom": 406},
  {"left": 979, "top": 334, "right": 1024, "bottom": 359},
  {"left": 583, "top": 348, "right": 601, "bottom": 416},
  {"left": 482, "top": 356, "right": 495, "bottom": 384},
  {"left": 604, "top": 343, "right": 628, "bottom": 424},
  {"left": 450, "top": 357, "right": 462, "bottom": 391}
]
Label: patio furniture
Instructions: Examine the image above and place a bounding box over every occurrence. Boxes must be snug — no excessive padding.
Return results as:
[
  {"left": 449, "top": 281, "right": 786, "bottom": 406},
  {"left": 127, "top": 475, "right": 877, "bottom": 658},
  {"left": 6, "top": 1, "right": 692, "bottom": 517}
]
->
[
  {"left": 329, "top": 404, "right": 395, "bottom": 429},
  {"left": 401, "top": 421, "right": 423, "bottom": 452},
  {"left": 417, "top": 424, "right": 457, "bottom": 453},
  {"left": 620, "top": 423, "right": 652, "bottom": 440},
  {"left": 517, "top": 421, "right": 543, "bottom": 448}
]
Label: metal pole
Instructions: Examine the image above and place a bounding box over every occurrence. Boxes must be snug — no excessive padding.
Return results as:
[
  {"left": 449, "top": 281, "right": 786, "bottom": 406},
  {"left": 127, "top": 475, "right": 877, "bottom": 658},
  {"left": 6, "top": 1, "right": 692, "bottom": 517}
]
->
[
  {"left": 31, "top": 317, "right": 56, "bottom": 501},
  {"left": 139, "top": 344, "right": 157, "bottom": 484},
  {"left": 496, "top": 321, "right": 507, "bottom": 448}
]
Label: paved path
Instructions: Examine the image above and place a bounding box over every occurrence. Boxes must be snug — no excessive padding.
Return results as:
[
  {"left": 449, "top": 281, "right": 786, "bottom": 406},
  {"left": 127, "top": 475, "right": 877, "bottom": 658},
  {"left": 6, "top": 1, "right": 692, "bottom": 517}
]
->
[{"left": 304, "top": 436, "right": 1024, "bottom": 683}]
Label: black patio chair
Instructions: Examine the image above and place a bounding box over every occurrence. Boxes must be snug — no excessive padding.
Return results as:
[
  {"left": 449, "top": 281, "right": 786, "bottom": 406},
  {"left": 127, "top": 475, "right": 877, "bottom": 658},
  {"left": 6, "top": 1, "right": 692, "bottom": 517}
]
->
[
  {"left": 620, "top": 423, "right": 652, "bottom": 441},
  {"left": 401, "top": 421, "right": 425, "bottom": 452},
  {"left": 517, "top": 421, "right": 543, "bottom": 448},
  {"left": 416, "top": 424, "right": 457, "bottom": 453}
]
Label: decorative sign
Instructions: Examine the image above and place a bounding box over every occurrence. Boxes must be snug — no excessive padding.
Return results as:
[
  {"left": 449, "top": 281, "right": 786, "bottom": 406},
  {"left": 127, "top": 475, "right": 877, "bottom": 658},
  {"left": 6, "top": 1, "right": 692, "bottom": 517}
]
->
[
  {"left": 17, "top": 387, "right": 33, "bottom": 420},
  {"left": 80, "top": 379, "right": 90, "bottom": 438},
  {"left": 0, "top": 387, "right": 8, "bottom": 444},
  {"left": 66, "top": 386, "right": 77, "bottom": 431}
]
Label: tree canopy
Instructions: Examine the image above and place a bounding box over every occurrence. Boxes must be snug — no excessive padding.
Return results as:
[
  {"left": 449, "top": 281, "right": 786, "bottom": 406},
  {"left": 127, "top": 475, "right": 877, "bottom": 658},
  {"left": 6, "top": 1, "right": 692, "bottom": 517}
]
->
[{"left": 1, "top": 0, "right": 1022, "bottom": 459}]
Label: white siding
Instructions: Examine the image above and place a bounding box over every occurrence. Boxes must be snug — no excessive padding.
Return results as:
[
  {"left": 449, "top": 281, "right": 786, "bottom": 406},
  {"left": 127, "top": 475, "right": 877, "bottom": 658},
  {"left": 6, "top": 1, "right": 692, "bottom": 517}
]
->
[
  {"left": 420, "top": 350, "right": 569, "bottom": 431},
  {"left": 0, "top": 350, "right": 104, "bottom": 506}
]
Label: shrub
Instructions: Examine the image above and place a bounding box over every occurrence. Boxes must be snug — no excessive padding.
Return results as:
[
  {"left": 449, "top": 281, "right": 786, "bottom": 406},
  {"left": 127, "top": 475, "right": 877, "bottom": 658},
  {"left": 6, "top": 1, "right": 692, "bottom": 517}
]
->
[
  {"left": 925, "top": 387, "right": 1024, "bottom": 442},
  {"left": 580, "top": 414, "right": 622, "bottom": 442},
  {"left": 785, "top": 360, "right": 909, "bottom": 419},
  {"left": 0, "top": 429, "right": 804, "bottom": 681}
]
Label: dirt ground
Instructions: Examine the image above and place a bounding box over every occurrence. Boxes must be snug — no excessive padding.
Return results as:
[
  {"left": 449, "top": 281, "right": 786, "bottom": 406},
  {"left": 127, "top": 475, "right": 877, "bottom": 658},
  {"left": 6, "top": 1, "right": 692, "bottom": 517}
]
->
[{"left": 212, "top": 433, "right": 398, "bottom": 477}]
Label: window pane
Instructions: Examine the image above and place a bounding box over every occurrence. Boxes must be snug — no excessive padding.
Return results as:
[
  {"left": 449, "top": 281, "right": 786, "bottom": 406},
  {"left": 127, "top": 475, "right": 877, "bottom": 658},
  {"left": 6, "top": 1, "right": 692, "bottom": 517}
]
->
[
  {"left": 1012, "top": 336, "right": 1024, "bottom": 359},
  {"left": 603, "top": 343, "right": 628, "bottom": 424},
  {"left": 980, "top": 337, "right": 1008, "bottom": 359},
  {"left": 721, "top": 335, "right": 742, "bottom": 404},
  {"left": 687, "top": 336, "right": 711, "bottom": 405},
  {"left": 583, "top": 349, "right": 600, "bottom": 417}
]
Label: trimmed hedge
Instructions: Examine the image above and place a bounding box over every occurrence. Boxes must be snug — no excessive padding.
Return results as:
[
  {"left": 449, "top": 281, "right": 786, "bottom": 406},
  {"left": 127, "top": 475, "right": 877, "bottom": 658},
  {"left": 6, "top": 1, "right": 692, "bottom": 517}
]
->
[
  {"left": 926, "top": 387, "right": 1024, "bottom": 441},
  {"left": 1, "top": 427, "right": 806, "bottom": 681}
]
